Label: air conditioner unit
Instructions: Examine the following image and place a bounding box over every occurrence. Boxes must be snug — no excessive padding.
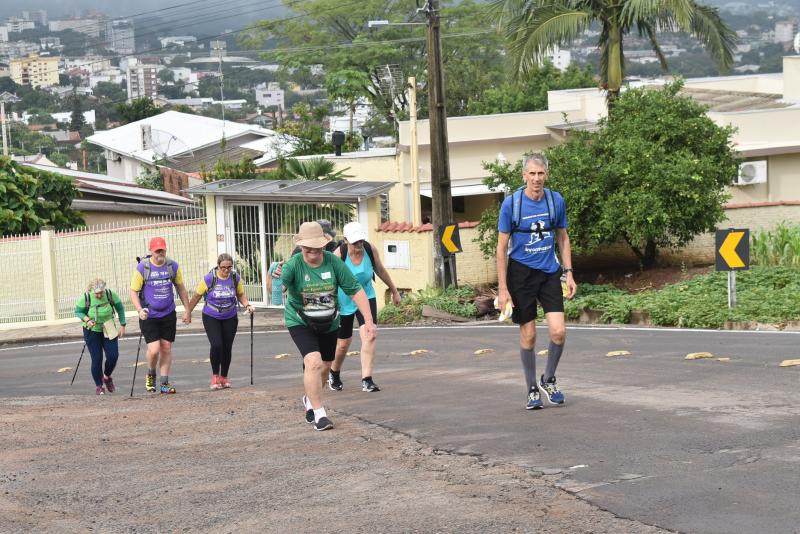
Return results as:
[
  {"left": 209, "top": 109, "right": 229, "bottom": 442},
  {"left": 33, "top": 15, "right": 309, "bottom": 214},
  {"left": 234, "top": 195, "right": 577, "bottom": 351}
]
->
[{"left": 735, "top": 160, "right": 767, "bottom": 185}]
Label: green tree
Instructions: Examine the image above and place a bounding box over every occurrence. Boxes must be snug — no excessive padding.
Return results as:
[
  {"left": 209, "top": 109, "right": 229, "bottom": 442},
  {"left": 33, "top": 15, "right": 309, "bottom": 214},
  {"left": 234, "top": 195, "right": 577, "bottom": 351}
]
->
[
  {"left": 241, "top": 0, "right": 508, "bottom": 120},
  {"left": 325, "top": 69, "right": 371, "bottom": 134},
  {"left": 116, "top": 98, "right": 163, "bottom": 125},
  {"left": 8, "top": 123, "right": 58, "bottom": 155},
  {"left": 135, "top": 168, "right": 164, "bottom": 191},
  {"left": 68, "top": 95, "right": 86, "bottom": 132},
  {"left": 0, "top": 157, "right": 85, "bottom": 236},
  {"left": 284, "top": 157, "right": 353, "bottom": 181},
  {"left": 477, "top": 81, "right": 738, "bottom": 268},
  {"left": 93, "top": 81, "right": 127, "bottom": 101},
  {"left": 466, "top": 62, "right": 596, "bottom": 114},
  {"left": 491, "top": 0, "right": 736, "bottom": 106},
  {"left": 278, "top": 103, "right": 334, "bottom": 156}
]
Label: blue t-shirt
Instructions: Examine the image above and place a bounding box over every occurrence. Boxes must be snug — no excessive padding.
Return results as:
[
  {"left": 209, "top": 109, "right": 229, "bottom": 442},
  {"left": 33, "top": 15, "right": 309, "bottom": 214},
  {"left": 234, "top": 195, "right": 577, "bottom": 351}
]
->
[
  {"left": 268, "top": 261, "right": 284, "bottom": 305},
  {"left": 337, "top": 251, "right": 376, "bottom": 316},
  {"left": 498, "top": 189, "right": 567, "bottom": 274}
]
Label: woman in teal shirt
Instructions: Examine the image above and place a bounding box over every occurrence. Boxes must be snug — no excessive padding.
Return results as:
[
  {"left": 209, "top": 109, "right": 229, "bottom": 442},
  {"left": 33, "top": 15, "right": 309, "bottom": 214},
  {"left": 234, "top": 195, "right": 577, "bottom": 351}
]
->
[
  {"left": 74, "top": 278, "right": 127, "bottom": 395},
  {"left": 328, "top": 222, "right": 401, "bottom": 393},
  {"left": 281, "top": 222, "right": 376, "bottom": 431}
]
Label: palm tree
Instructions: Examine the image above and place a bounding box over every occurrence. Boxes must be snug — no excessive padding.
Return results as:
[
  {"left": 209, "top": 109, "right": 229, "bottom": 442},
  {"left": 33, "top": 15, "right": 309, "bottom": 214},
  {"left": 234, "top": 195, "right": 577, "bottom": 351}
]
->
[
  {"left": 491, "top": 0, "right": 737, "bottom": 106},
  {"left": 284, "top": 156, "right": 353, "bottom": 181}
]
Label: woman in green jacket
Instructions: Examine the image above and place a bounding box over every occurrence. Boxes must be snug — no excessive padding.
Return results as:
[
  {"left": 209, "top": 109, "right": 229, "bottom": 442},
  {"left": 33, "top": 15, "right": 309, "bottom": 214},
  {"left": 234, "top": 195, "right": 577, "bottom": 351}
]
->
[{"left": 75, "top": 278, "right": 127, "bottom": 395}]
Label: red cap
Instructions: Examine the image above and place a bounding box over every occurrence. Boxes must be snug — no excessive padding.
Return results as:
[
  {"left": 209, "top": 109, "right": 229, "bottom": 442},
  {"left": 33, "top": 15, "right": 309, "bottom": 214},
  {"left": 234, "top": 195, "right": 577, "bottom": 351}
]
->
[{"left": 148, "top": 236, "right": 167, "bottom": 252}]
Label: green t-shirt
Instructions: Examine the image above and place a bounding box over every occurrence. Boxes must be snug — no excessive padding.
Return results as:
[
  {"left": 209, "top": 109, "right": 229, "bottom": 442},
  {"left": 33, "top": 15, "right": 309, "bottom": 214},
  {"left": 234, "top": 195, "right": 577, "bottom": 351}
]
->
[
  {"left": 74, "top": 289, "right": 127, "bottom": 332},
  {"left": 281, "top": 251, "right": 362, "bottom": 331}
]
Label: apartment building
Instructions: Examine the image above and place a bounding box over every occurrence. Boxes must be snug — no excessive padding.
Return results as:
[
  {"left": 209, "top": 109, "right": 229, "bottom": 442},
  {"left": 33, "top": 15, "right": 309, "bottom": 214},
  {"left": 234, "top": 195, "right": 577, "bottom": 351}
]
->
[
  {"left": 9, "top": 54, "right": 59, "bottom": 88},
  {"left": 255, "top": 82, "right": 284, "bottom": 109},
  {"left": 4, "top": 17, "right": 35, "bottom": 33},
  {"left": 126, "top": 58, "right": 159, "bottom": 101},
  {"left": 107, "top": 20, "right": 135, "bottom": 55},
  {"left": 48, "top": 19, "right": 102, "bottom": 38}
]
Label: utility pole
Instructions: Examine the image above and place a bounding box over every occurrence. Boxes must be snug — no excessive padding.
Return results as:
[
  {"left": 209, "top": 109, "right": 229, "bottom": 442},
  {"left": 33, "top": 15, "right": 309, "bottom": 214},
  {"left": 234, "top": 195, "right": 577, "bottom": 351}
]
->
[
  {"left": 425, "top": 0, "right": 455, "bottom": 288},
  {"left": 0, "top": 92, "right": 20, "bottom": 157},
  {"left": 408, "top": 76, "right": 421, "bottom": 225},
  {"left": 0, "top": 101, "right": 7, "bottom": 157}
]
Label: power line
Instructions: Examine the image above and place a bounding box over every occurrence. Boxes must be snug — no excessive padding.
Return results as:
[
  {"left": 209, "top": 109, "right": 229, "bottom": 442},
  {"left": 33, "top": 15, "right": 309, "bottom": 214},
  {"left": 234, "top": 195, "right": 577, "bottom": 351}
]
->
[
  {"left": 43, "top": 0, "right": 223, "bottom": 37},
  {"left": 54, "top": 0, "right": 319, "bottom": 73},
  {"left": 56, "top": 0, "right": 287, "bottom": 55}
]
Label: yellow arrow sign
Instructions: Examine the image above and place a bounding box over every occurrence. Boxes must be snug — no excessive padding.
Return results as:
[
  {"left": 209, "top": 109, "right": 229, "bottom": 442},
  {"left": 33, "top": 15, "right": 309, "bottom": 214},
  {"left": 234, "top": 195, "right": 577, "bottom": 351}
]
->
[
  {"left": 442, "top": 224, "right": 459, "bottom": 253},
  {"left": 719, "top": 231, "right": 745, "bottom": 268}
]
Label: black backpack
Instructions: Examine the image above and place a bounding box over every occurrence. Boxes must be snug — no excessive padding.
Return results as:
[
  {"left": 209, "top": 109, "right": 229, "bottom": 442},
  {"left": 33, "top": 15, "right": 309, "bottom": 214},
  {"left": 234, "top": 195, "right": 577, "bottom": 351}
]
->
[
  {"left": 339, "top": 241, "right": 376, "bottom": 281},
  {"left": 136, "top": 255, "right": 177, "bottom": 307},
  {"left": 82, "top": 289, "right": 115, "bottom": 321}
]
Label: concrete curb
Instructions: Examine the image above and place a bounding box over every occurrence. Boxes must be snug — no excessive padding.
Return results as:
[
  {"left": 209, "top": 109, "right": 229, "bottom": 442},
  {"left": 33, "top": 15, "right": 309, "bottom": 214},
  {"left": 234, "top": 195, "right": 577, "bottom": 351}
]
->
[{"left": 0, "top": 308, "right": 287, "bottom": 347}]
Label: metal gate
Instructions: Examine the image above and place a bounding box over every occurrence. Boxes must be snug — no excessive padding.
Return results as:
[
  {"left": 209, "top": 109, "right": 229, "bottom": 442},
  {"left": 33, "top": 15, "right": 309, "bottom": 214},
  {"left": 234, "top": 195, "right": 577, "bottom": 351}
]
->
[
  {"left": 228, "top": 200, "right": 356, "bottom": 307},
  {"left": 229, "top": 203, "right": 267, "bottom": 305}
]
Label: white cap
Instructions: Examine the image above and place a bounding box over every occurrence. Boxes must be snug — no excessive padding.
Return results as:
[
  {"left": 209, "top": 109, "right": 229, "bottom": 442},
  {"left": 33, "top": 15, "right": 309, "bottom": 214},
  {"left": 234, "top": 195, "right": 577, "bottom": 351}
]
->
[{"left": 342, "top": 221, "right": 368, "bottom": 243}]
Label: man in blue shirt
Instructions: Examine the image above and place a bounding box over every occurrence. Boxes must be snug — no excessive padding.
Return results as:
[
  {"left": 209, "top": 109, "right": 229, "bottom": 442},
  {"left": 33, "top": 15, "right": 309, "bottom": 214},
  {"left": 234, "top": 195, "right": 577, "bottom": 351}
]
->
[{"left": 496, "top": 153, "right": 577, "bottom": 410}]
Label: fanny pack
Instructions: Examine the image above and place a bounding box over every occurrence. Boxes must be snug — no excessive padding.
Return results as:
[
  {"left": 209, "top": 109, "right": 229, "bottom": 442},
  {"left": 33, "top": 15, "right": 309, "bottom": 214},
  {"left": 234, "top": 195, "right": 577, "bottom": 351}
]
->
[
  {"left": 298, "top": 309, "right": 338, "bottom": 334},
  {"left": 102, "top": 317, "right": 119, "bottom": 340}
]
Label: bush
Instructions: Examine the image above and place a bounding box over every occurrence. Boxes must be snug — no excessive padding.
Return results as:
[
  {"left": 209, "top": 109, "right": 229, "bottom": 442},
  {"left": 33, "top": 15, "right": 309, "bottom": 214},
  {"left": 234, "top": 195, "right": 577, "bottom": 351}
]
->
[
  {"left": 378, "top": 285, "right": 478, "bottom": 324},
  {"left": 565, "top": 266, "right": 800, "bottom": 328}
]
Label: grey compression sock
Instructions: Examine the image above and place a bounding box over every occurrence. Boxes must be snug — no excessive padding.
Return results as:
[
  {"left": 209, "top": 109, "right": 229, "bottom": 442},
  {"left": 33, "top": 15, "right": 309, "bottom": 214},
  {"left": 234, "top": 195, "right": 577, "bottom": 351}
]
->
[
  {"left": 544, "top": 341, "right": 564, "bottom": 382},
  {"left": 520, "top": 347, "right": 537, "bottom": 392},
  {"left": 161, "top": 375, "right": 169, "bottom": 385}
]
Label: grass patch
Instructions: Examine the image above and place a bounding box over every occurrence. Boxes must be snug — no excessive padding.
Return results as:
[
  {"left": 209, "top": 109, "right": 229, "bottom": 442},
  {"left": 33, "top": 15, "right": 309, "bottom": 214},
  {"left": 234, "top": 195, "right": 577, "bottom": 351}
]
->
[
  {"left": 567, "top": 266, "right": 800, "bottom": 328},
  {"left": 378, "top": 285, "right": 478, "bottom": 325}
]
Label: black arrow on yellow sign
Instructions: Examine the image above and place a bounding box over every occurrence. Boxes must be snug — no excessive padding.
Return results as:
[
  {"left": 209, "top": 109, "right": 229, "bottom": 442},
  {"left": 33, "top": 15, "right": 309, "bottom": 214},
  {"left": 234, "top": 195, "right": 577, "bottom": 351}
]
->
[
  {"left": 715, "top": 228, "right": 749, "bottom": 271},
  {"left": 439, "top": 223, "right": 462, "bottom": 256}
]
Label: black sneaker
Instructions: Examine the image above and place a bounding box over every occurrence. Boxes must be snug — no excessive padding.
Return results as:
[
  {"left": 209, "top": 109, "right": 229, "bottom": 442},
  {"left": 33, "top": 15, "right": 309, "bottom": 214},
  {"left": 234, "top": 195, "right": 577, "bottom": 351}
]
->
[
  {"left": 314, "top": 416, "right": 333, "bottom": 431},
  {"left": 302, "top": 395, "right": 314, "bottom": 424},
  {"left": 328, "top": 371, "right": 343, "bottom": 391},
  {"left": 361, "top": 378, "right": 380, "bottom": 392}
]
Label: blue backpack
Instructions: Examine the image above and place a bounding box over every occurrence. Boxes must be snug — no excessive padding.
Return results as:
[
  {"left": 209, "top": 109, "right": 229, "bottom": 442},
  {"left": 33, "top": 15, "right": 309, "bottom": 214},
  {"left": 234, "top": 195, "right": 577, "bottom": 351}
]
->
[{"left": 510, "top": 186, "right": 557, "bottom": 234}]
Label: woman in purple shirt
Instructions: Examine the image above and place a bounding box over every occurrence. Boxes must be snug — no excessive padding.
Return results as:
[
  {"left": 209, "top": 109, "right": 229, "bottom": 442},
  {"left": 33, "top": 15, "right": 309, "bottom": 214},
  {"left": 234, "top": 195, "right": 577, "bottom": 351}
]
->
[{"left": 186, "top": 253, "right": 255, "bottom": 390}]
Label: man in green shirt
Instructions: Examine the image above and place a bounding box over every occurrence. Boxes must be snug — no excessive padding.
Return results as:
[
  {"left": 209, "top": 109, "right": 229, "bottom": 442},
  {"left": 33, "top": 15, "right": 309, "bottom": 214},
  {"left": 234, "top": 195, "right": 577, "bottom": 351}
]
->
[{"left": 282, "top": 221, "right": 377, "bottom": 431}]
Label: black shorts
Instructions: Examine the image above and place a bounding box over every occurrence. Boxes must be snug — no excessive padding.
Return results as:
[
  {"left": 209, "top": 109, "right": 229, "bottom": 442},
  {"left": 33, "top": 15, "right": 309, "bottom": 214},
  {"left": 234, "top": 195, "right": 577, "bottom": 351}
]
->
[
  {"left": 507, "top": 260, "right": 564, "bottom": 325},
  {"left": 139, "top": 311, "right": 177, "bottom": 344},
  {"left": 337, "top": 298, "right": 378, "bottom": 339},
  {"left": 288, "top": 325, "right": 338, "bottom": 362}
]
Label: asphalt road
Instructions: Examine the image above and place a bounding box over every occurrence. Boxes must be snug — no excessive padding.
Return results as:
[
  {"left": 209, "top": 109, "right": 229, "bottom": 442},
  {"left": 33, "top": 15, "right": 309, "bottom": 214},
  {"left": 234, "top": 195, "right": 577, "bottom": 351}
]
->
[{"left": 3, "top": 324, "right": 799, "bottom": 533}]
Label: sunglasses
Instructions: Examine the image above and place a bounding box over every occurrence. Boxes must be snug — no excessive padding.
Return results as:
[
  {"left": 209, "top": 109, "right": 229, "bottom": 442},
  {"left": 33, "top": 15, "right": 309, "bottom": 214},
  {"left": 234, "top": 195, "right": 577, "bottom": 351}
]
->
[
  {"left": 218, "top": 265, "right": 233, "bottom": 271},
  {"left": 301, "top": 247, "right": 323, "bottom": 254}
]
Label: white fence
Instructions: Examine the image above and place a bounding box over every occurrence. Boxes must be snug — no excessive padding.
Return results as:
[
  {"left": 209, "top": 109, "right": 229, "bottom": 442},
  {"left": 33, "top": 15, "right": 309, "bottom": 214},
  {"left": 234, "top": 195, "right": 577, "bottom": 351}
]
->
[{"left": 0, "top": 212, "right": 209, "bottom": 325}]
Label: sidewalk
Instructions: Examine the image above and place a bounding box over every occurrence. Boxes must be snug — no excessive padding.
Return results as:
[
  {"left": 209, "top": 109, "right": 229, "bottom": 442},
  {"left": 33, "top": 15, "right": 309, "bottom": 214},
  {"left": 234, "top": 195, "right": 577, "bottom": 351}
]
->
[{"left": 0, "top": 308, "right": 287, "bottom": 346}]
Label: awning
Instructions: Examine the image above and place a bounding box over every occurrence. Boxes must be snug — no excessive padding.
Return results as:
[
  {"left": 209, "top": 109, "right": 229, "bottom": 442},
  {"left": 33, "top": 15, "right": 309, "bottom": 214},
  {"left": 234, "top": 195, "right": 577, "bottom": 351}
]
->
[
  {"left": 185, "top": 179, "right": 395, "bottom": 203},
  {"left": 420, "top": 183, "right": 501, "bottom": 198}
]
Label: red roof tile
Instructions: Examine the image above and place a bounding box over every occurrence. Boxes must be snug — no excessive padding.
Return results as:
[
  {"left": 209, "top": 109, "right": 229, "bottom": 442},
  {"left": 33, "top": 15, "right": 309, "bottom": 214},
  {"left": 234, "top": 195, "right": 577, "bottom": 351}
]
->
[{"left": 376, "top": 221, "right": 479, "bottom": 233}]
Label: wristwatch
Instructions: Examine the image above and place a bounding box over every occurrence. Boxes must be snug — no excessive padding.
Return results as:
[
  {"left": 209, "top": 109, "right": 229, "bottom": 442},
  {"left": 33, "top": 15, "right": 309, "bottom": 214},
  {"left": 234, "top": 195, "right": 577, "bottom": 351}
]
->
[{"left": 563, "top": 268, "right": 574, "bottom": 273}]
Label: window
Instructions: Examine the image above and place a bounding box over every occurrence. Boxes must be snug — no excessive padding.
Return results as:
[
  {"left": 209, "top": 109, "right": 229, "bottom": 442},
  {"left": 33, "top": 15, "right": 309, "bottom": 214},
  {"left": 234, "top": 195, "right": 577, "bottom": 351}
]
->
[{"left": 380, "top": 193, "right": 390, "bottom": 224}]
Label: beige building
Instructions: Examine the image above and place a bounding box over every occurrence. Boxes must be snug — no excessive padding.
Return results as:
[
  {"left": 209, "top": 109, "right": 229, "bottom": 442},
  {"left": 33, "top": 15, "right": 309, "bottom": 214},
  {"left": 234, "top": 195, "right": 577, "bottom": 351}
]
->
[
  {"left": 9, "top": 54, "right": 59, "bottom": 88},
  {"left": 316, "top": 57, "right": 800, "bottom": 292}
]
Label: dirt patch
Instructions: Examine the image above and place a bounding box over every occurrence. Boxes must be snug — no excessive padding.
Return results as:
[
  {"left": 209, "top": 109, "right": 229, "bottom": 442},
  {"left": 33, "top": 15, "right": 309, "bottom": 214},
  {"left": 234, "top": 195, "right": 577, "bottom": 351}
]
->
[
  {"left": 0, "top": 389, "right": 664, "bottom": 533},
  {"left": 577, "top": 265, "right": 714, "bottom": 292}
]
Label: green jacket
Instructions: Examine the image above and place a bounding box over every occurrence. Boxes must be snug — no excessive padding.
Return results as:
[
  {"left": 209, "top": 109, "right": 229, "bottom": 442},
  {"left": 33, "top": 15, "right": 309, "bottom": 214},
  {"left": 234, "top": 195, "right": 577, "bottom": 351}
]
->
[
  {"left": 75, "top": 289, "right": 127, "bottom": 333},
  {"left": 281, "top": 251, "right": 361, "bottom": 331}
]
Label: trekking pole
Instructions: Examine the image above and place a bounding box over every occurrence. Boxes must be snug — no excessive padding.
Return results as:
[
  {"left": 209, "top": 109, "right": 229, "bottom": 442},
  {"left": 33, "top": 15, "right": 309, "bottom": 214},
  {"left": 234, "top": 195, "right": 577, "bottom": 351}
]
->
[
  {"left": 250, "top": 310, "right": 254, "bottom": 385},
  {"left": 130, "top": 332, "right": 144, "bottom": 397},
  {"left": 70, "top": 343, "right": 87, "bottom": 385}
]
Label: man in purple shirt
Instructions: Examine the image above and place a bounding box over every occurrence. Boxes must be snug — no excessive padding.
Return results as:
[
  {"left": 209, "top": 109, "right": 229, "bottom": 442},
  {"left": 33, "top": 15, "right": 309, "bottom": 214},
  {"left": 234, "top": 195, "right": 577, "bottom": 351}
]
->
[{"left": 130, "top": 236, "right": 191, "bottom": 394}]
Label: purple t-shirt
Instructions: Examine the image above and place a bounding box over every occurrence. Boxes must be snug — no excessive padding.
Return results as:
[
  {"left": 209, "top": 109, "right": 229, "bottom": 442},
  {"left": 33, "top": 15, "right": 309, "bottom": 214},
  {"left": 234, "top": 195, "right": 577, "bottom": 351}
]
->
[
  {"left": 202, "top": 271, "right": 239, "bottom": 320},
  {"left": 136, "top": 260, "right": 179, "bottom": 319}
]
